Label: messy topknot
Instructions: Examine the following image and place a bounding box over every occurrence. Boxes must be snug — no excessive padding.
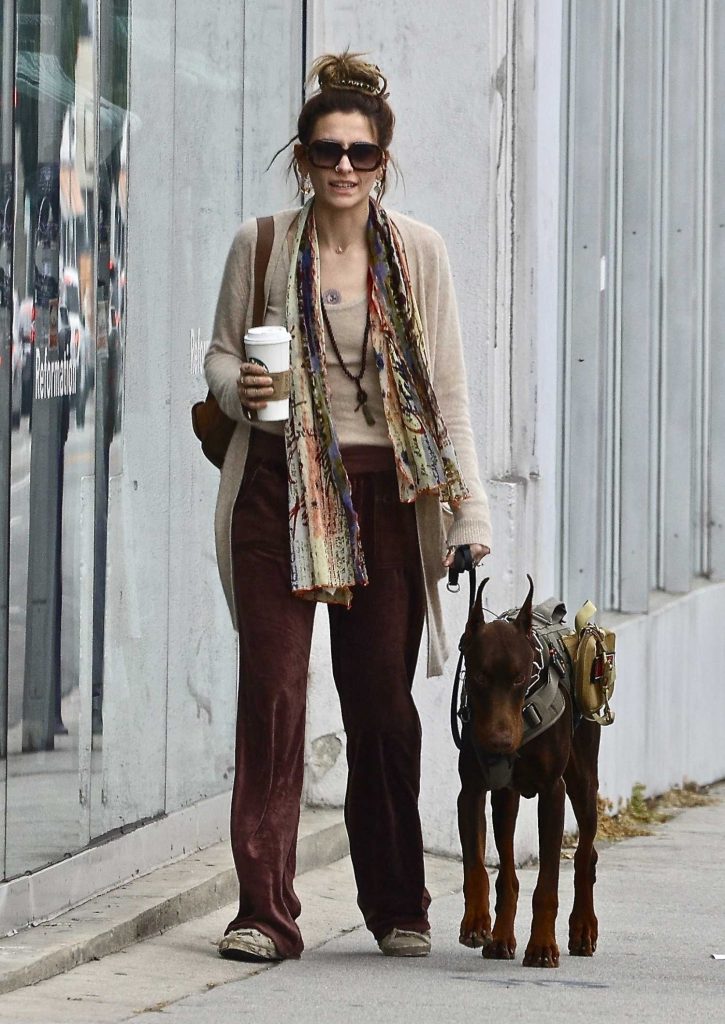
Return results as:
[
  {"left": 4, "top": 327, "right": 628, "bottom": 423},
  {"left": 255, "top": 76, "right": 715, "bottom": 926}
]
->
[{"left": 307, "top": 51, "right": 389, "bottom": 99}]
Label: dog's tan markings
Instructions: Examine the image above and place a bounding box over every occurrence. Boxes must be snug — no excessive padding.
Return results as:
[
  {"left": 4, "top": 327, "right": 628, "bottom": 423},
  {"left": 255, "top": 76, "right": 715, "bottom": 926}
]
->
[
  {"left": 457, "top": 786, "right": 492, "bottom": 948},
  {"left": 523, "top": 775, "right": 565, "bottom": 967},
  {"left": 484, "top": 787, "right": 519, "bottom": 959}
]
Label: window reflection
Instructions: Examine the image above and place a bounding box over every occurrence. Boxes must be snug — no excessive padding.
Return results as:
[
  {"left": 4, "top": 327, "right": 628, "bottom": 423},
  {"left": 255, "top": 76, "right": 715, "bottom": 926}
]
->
[{"left": 5, "top": 0, "right": 96, "bottom": 878}]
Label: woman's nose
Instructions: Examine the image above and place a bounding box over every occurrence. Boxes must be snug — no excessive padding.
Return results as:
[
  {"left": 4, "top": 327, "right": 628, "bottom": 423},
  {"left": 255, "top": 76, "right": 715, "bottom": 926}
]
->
[{"left": 335, "top": 154, "right": 353, "bottom": 172}]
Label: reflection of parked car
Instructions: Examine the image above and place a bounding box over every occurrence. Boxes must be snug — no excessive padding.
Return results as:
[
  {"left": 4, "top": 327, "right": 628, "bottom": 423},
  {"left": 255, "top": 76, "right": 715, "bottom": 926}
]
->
[
  {"left": 17, "top": 297, "right": 35, "bottom": 416},
  {"left": 59, "top": 302, "right": 87, "bottom": 427},
  {"left": 61, "top": 266, "right": 94, "bottom": 398}
]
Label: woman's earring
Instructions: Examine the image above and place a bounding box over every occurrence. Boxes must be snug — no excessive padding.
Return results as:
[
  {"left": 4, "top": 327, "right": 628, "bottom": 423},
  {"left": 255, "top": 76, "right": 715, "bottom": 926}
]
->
[{"left": 301, "top": 173, "right": 313, "bottom": 196}]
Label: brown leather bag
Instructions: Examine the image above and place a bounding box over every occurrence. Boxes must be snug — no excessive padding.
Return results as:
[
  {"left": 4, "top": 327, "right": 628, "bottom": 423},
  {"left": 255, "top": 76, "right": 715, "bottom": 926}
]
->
[{"left": 191, "top": 216, "right": 275, "bottom": 469}]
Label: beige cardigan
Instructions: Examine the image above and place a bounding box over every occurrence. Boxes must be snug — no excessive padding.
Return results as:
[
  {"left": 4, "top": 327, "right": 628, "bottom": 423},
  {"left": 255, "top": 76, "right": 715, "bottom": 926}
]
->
[{"left": 205, "top": 208, "right": 492, "bottom": 677}]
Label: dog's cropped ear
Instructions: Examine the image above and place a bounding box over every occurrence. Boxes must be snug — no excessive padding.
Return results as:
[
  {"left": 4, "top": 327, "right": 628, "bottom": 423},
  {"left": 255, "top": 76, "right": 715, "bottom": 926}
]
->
[
  {"left": 515, "top": 574, "right": 534, "bottom": 638},
  {"left": 463, "top": 577, "right": 489, "bottom": 649}
]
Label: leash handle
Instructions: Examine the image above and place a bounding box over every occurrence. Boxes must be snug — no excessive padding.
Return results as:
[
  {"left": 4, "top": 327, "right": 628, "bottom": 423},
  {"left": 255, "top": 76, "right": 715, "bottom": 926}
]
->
[
  {"left": 449, "top": 547, "right": 477, "bottom": 750},
  {"left": 447, "top": 545, "right": 473, "bottom": 592}
]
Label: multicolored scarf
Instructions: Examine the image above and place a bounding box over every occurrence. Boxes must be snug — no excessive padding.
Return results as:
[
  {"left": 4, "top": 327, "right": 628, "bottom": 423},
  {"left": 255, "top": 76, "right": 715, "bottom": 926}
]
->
[{"left": 284, "top": 198, "right": 469, "bottom": 605}]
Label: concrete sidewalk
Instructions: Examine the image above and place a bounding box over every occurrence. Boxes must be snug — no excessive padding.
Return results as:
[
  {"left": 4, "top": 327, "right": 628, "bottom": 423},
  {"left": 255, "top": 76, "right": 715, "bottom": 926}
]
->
[
  {"left": 0, "top": 806, "right": 348, "bottom": 997},
  {"left": 0, "top": 788, "right": 724, "bottom": 1023}
]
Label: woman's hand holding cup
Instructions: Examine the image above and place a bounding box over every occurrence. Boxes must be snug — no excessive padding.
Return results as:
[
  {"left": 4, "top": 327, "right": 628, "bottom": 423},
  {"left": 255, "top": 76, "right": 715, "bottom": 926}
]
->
[
  {"left": 238, "top": 361, "right": 274, "bottom": 412},
  {"left": 240, "top": 327, "right": 292, "bottom": 421}
]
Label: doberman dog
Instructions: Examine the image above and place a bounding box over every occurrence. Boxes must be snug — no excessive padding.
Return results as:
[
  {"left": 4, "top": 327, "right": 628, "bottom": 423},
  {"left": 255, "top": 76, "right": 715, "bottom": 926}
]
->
[{"left": 457, "top": 576, "right": 600, "bottom": 968}]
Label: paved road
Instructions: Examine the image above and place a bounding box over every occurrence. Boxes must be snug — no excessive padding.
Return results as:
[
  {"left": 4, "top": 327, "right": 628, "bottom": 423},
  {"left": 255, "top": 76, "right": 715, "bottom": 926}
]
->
[{"left": 0, "top": 789, "right": 723, "bottom": 1023}]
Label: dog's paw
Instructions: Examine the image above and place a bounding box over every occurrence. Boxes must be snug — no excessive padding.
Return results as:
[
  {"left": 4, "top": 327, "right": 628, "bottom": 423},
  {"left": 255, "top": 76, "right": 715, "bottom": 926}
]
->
[
  {"left": 569, "top": 908, "right": 598, "bottom": 956},
  {"left": 483, "top": 935, "right": 516, "bottom": 960},
  {"left": 568, "top": 925, "right": 598, "bottom": 956},
  {"left": 459, "top": 913, "right": 492, "bottom": 949},
  {"left": 459, "top": 927, "right": 492, "bottom": 949},
  {"left": 523, "top": 939, "right": 560, "bottom": 968}
]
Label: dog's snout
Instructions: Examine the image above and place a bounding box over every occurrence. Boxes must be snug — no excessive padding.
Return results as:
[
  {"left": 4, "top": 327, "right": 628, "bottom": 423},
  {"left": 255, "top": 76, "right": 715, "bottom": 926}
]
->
[
  {"left": 475, "top": 717, "right": 519, "bottom": 756},
  {"left": 484, "top": 732, "right": 516, "bottom": 755}
]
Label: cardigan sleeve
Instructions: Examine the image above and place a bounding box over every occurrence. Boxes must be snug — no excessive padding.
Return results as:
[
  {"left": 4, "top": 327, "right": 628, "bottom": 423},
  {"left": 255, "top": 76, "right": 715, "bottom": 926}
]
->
[
  {"left": 204, "top": 218, "right": 257, "bottom": 421},
  {"left": 428, "top": 234, "right": 493, "bottom": 551}
]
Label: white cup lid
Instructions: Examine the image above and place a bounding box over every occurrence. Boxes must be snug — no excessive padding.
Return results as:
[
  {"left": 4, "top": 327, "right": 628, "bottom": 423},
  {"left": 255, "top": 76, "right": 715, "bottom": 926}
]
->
[{"left": 244, "top": 326, "right": 291, "bottom": 343}]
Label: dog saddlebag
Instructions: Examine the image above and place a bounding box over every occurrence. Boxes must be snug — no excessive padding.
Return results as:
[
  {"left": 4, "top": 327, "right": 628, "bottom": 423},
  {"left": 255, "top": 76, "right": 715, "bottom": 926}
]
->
[{"left": 561, "top": 601, "right": 616, "bottom": 726}]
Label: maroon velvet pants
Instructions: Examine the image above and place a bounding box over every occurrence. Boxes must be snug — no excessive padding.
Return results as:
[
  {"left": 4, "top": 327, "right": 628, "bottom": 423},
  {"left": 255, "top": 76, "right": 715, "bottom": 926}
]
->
[{"left": 226, "top": 431, "right": 430, "bottom": 957}]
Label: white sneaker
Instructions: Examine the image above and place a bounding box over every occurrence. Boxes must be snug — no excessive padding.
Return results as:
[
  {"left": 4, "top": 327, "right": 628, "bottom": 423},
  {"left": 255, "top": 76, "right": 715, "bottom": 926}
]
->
[
  {"left": 218, "top": 927, "right": 282, "bottom": 962},
  {"left": 378, "top": 928, "right": 431, "bottom": 957}
]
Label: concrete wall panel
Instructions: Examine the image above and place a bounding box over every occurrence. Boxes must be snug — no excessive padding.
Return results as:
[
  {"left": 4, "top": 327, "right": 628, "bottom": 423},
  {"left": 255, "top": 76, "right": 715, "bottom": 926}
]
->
[
  {"left": 659, "top": 1, "right": 705, "bottom": 593},
  {"left": 242, "top": 0, "right": 303, "bottom": 218},
  {"left": 97, "top": 5, "right": 178, "bottom": 832},
  {"left": 164, "top": 0, "right": 247, "bottom": 813},
  {"left": 561, "top": 0, "right": 613, "bottom": 614},
  {"left": 599, "top": 583, "right": 725, "bottom": 804},
  {"left": 707, "top": 2, "right": 725, "bottom": 578},
  {"left": 617, "top": 2, "right": 661, "bottom": 612}
]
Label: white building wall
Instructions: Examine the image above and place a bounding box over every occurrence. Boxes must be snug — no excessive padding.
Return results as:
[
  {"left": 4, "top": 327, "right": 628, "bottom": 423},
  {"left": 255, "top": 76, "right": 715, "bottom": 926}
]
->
[
  {"left": 106, "top": 0, "right": 725, "bottom": 869},
  {"left": 302, "top": 0, "right": 725, "bottom": 861}
]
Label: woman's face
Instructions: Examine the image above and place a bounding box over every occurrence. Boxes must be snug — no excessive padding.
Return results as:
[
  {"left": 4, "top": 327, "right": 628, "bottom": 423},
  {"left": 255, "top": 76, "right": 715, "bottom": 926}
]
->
[{"left": 296, "top": 111, "right": 384, "bottom": 215}]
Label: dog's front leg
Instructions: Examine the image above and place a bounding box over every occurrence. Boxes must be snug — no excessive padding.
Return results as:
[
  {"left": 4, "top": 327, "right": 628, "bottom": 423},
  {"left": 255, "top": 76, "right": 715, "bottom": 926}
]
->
[
  {"left": 523, "top": 776, "right": 565, "bottom": 968},
  {"left": 457, "top": 779, "right": 492, "bottom": 948},
  {"left": 485, "top": 787, "right": 520, "bottom": 959}
]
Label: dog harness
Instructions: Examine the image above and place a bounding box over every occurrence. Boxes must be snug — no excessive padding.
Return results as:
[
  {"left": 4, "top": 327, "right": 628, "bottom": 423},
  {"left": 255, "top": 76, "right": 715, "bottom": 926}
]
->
[{"left": 447, "top": 556, "right": 616, "bottom": 790}]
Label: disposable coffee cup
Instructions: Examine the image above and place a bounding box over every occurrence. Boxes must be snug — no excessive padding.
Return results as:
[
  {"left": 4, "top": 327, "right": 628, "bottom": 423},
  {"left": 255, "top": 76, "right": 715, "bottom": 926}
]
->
[{"left": 243, "top": 326, "right": 292, "bottom": 422}]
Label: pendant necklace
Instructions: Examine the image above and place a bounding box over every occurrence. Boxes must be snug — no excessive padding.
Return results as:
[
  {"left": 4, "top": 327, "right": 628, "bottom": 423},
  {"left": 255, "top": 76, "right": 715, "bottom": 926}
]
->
[{"left": 321, "top": 301, "right": 375, "bottom": 427}]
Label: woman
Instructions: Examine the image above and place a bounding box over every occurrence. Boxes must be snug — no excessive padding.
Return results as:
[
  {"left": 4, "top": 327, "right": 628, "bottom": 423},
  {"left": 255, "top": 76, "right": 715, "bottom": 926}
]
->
[{"left": 205, "top": 52, "right": 491, "bottom": 963}]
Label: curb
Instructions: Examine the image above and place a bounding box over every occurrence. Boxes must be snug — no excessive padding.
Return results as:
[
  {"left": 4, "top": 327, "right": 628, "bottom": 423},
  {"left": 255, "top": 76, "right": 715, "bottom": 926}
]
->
[{"left": 0, "top": 808, "right": 347, "bottom": 996}]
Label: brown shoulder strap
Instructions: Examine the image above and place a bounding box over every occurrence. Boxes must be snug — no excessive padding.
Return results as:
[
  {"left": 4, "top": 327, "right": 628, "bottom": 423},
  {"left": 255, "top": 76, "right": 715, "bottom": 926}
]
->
[{"left": 252, "top": 216, "right": 275, "bottom": 328}]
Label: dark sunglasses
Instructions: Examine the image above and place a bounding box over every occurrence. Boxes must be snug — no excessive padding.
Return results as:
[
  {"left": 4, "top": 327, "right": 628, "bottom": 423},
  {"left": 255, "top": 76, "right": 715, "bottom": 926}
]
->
[{"left": 306, "top": 140, "right": 384, "bottom": 172}]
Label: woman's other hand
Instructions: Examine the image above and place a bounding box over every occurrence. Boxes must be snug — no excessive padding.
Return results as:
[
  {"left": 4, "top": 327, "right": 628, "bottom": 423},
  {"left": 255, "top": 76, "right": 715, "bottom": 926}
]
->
[
  {"left": 442, "top": 544, "right": 490, "bottom": 569},
  {"left": 238, "top": 361, "right": 274, "bottom": 412}
]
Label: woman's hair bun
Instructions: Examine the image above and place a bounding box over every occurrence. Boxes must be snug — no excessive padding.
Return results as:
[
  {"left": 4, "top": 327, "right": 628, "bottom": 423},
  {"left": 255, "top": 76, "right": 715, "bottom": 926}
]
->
[{"left": 308, "top": 50, "right": 388, "bottom": 99}]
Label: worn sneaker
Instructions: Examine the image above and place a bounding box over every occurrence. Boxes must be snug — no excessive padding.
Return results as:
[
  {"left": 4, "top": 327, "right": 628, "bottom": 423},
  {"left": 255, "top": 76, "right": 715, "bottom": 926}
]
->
[
  {"left": 218, "top": 927, "right": 282, "bottom": 962},
  {"left": 378, "top": 928, "right": 431, "bottom": 957}
]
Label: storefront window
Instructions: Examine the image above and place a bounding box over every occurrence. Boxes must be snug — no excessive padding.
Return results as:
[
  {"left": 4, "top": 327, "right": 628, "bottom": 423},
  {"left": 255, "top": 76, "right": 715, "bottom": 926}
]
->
[{"left": 0, "top": 0, "right": 132, "bottom": 880}]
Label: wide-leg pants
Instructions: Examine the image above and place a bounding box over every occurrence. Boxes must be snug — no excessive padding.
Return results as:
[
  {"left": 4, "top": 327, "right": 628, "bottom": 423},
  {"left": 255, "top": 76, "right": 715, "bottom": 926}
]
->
[{"left": 225, "top": 430, "right": 430, "bottom": 957}]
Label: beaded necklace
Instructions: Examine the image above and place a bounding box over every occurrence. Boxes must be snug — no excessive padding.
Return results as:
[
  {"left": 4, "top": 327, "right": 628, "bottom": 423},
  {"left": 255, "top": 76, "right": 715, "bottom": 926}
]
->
[{"left": 321, "top": 300, "right": 375, "bottom": 426}]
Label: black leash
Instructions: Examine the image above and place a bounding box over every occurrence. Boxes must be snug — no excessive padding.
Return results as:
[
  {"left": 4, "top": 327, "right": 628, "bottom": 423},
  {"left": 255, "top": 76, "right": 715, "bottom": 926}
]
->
[{"left": 447, "top": 546, "right": 476, "bottom": 750}]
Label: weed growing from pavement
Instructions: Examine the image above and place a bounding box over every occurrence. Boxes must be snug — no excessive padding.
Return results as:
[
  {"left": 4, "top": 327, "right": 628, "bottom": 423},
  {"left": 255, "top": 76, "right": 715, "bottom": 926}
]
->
[{"left": 561, "top": 781, "right": 717, "bottom": 853}]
